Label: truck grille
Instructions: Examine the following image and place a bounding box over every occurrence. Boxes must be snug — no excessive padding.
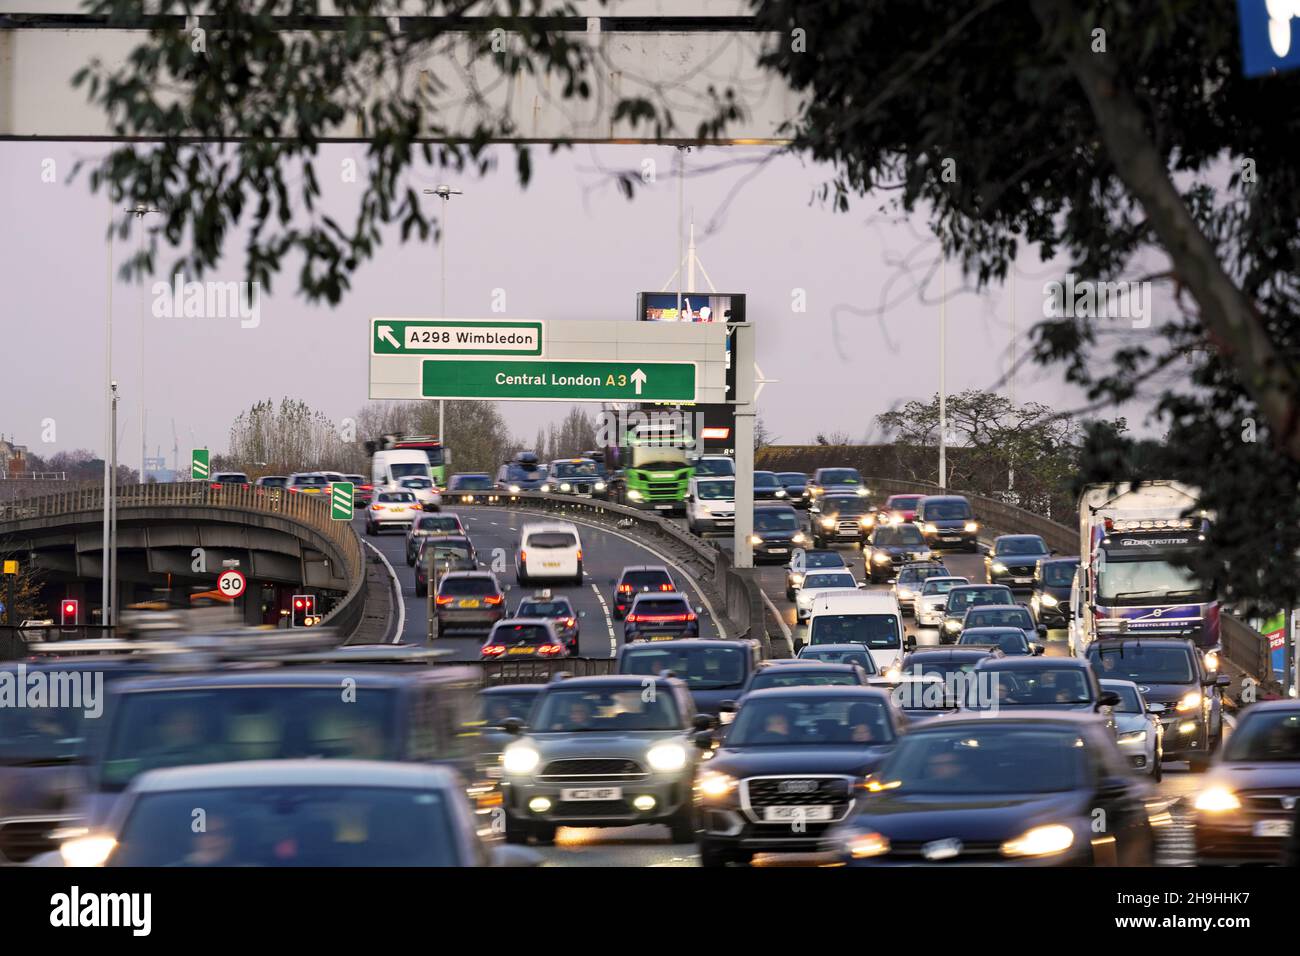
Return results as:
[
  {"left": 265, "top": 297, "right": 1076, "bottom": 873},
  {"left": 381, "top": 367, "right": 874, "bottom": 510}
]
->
[{"left": 539, "top": 758, "right": 647, "bottom": 781}]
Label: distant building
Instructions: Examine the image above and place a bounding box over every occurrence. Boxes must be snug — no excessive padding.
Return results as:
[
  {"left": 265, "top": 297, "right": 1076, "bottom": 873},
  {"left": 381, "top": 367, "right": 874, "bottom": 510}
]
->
[{"left": 0, "top": 436, "right": 29, "bottom": 477}]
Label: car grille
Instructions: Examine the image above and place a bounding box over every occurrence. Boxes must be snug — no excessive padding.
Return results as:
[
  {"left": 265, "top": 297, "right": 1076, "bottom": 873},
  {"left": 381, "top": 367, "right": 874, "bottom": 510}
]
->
[
  {"left": 0, "top": 818, "right": 67, "bottom": 864},
  {"left": 1002, "top": 564, "right": 1036, "bottom": 576},
  {"left": 1240, "top": 791, "right": 1300, "bottom": 815},
  {"left": 550, "top": 800, "right": 636, "bottom": 819},
  {"left": 744, "top": 776, "right": 852, "bottom": 808},
  {"left": 884, "top": 839, "right": 1003, "bottom": 861},
  {"left": 836, "top": 520, "right": 861, "bottom": 535},
  {"left": 539, "top": 758, "right": 648, "bottom": 781}
]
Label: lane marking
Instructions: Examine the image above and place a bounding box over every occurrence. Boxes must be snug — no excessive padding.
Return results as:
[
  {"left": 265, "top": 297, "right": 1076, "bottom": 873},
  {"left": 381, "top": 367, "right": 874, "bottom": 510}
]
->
[
  {"left": 491, "top": 506, "right": 728, "bottom": 640},
  {"left": 363, "top": 540, "right": 406, "bottom": 644},
  {"left": 589, "top": 583, "right": 618, "bottom": 657}
]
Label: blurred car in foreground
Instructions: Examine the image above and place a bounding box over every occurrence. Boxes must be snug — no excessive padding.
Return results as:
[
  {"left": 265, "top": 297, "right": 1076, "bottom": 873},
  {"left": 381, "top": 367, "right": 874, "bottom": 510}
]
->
[
  {"left": 695, "top": 686, "right": 903, "bottom": 866},
  {"left": 828, "top": 713, "right": 1156, "bottom": 866},
  {"left": 617, "top": 639, "right": 761, "bottom": 717},
  {"left": 1193, "top": 701, "right": 1300, "bottom": 865},
  {"left": 474, "top": 685, "right": 545, "bottom": 782},
  {"left": 53, "top": 762, "right": 537, "bottom": 867}
]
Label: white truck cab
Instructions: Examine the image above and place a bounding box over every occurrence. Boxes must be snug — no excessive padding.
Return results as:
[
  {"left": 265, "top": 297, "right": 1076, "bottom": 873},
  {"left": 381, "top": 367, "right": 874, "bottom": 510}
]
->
[{"left": 799, "top": 591, "right": 905, "bottom": 672}]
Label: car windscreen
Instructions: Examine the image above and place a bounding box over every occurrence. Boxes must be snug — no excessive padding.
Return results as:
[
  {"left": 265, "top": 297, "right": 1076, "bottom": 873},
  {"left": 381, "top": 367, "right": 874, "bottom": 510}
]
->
[
  {"left": 525, "top": 532, "right": 578, "bottom": 549},
  {"left": 439, "top": 577, "right": 499, "bottom": 596},
  {"left": 959, "top": 630, "right": 1030, "bottom": 654},
  {"left": 489, "top": 624, "right": 553, "bottom": 645},
  {"left": 1223, "top": 710, "right": 1300, "bottom": 762},
  {"left": 921, "top": 578, "right": 966, "bottom": 595},
  {"left": 819, "top": 470, "right": 861, "bottom": 485},
  {"left": 552, "top": 462, "right": 599, "bottom": 478},
  {"left": 531, "top": 687, "right": 680, "bottom": 732},
  {"left": 258, "top": 477, "right": 287, "bottom": 487},
  {"left": 821, "top": 497, "right": 868, "bottom": 516},
  {"left": 378, "top": 492, "right": 416, "bottom": 503},
  {"left": 477, "top": 690, "right": 541, "bottom": 727},
  {"left": 416, "top": 516, "right": 462, "bottom": 532},
  {"left": 421, "top": 541, "right": 472, "bottom": 562},
  {"left": 629, "top": 597, "right": 691, "bottom": 617},
  {"left": 517, "top": 602, "right": 571, "bottom": 619},
  {"left": 110, "top": 786, "right": 457, "bottom": 867},
  {"left": 214, "top": 474, "right": 249, "bottom": 483},
  {"left": 875, "top": 726, "right": 1088, "bottom": 794},
  {"left": 696, "top": 479, "right": 735, "bottom": 500},
  {"left": 921, "top": 500, "right": 971, "bottom": 520},
  {"left": 620, "top": 646, "right": 747, "bottom": 689},
  {"left": 874, "top": 526, "right": 926, "bottom": 546},
  {"left": 1041, "top": 562, "right": 1077, "bottom": 587},
  {"left": 970, "top": 667, "right": 1093, "bottom": 707},
  {"left": 754, "top": 510, "right": 799, "bottom": 532},
  {"left": 946, "top": 588, "right": 1011, "bottom": 612},
  {"left": 897, "top": 566, "right": 947, "bottom": 584},
  {"left": 728, "top": 696, "right": 892, "bottom": 746},
  {"left": 996, "top": 537, "right": 1049, "bottom": 556},
  {"left": 809, "top": 613, "right": 901, "bottom": 649},
  {"left": 1103, "top": 683, "right": 1144, "bottom": 713},
  {"left": 804, "top": 572, "right": 857, "bottom": 590},
  {"left": 748, "top": 670, "right": 861, "bottom": 690},
  {"left": 1087, "top": 646, "right": 1195, "bottom": 684},
  {"left": 802, "top": 552, "right": 846, "bottom": 570},
  {"left": 450, "top": 475, "right": 493, "bottom": 490},
  {"left": 797, "top": 649, "right": 878, "bottom": 673},
  {"left": 388, "top": 463, "right": 428, "bottom": 480},
  {"left": 887, "top": 496, "right": 923, "bottom": 508},
  {"left": 693, "top": 458, "right": 735, "bottom": 477},
  {"left": 400, "top": 477, "right": 433, "bottom": 489},
  {"left": 292, "top": 475, "right": 327, "bottom": 487},
  {"left": 777, "top": 473, "right": 806, "bottom": 486},
  {"left": 97, "top": 688, "right": 398, "bottom": 791},
  {"left": 754, "top": 472, "right": 781, "bottom": 488},
  {"left": 964, "top": 607, "right": 1033, "bottom": 630},
  {"left": 0, "top": 691, "right": 92, "bottom": 764}
]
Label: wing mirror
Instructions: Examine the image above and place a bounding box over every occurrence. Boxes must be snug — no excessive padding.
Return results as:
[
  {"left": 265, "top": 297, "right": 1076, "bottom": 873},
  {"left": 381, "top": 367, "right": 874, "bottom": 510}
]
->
[
  {"left": 693, "top": 730, "right": 715, "bottom": 751},
  {"left": 1036, "top": 624, "right": 1048, "bottom": 636},
  {"left": 1030, "top": 643, "right": 1045, "bottom": 656},
  {"left": 1095, "top": 691, "right": 1121, "bottom": 712},
  {"left": 718, "top": 700, "right": 737, "bottom": 713},
  {"left": 500, "top": 717, "right": 525, "bottom": 736},
  {"left": 693, "top": 713, "right": 717, "bottom": 731},
  {"left": 1215, "top": 674, "right": 1231, "bottom": 687}
]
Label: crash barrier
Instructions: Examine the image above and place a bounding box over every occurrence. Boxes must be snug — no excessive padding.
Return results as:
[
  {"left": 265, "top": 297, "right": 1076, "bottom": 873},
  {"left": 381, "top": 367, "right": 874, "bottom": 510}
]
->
[
  {"left": 476, "top": 657, "right": 618, "bottom": 686},
  {"left": 446, "top": 492, "right": 773, "bottom": 657},
  {"left": 866, "top": 475, "right": 1271, "bottom": 686},
  {"left": 0, "top": 482, "right": 368, "bottom": 636}
]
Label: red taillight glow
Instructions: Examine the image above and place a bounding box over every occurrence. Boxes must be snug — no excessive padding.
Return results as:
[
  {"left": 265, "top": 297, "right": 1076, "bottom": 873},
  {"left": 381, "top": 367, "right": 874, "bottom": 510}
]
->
[
  {"left": 658, "top": 583, "right": 675, "bottom": 591},
  {"left": 436, "top": 595, "right": 454, "bottom": 606},
  {"left": 625, "top": 614, "right": 640, "bottom": 623},
  {"left": 482, "top": 645, "right": 506, "bottom": 657},
  {"left": 371, "top": 504, "right": 384, "bottom": 511},
  {"left": 484, "top": 595, "right": 504, "bottom": 606},
  {"left": 538, "top": 644, "right": 563, "bottom": 655},
  {"left": 520, "top": 550, "right": 527, "bottom": 563}
]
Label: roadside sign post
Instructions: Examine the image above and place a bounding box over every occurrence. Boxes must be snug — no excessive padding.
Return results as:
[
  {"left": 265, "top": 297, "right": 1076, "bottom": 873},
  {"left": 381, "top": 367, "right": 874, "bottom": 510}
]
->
[
  {"left": 217, "top": 569, "right": 247, "bottom": 601},
  {"left": 2, "top": 559, "right": 16, "bottom": 626},
  {"left": 191, "top": 448, "right": 210, "bottom": 481},
  {"left": 331, "top": 482, "right": 354, "bottom": 520}
]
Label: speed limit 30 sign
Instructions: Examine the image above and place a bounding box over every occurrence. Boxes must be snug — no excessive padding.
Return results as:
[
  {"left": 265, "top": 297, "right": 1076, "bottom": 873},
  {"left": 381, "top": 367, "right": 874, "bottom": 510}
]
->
[{"left": 218, "top": 569, "right": 247, "bottom": 599}]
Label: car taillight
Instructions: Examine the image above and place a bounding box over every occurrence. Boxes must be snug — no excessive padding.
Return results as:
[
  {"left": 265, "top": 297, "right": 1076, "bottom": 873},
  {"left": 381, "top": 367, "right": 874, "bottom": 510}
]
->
[
  {"left": 210, "top": 483, "right": 220, "bottom": 490},
  {"left": 482, "top": 645, "right": 505, "bottom": 657},
  {"left": 618, "top": 584, "right": 633, "bottom": 593},
  {"left": 659, "top": 583, "right": 675, "bottom": 591},
  {"left": 625, "top": 614, "right": 640, "bottom": 623},
  {"left": 686, "top": 612, "right": 697, "bottom": 621},
  {"left": 576, "top": 549, "right": 582, "bottom": 561},
  {"left": 538, "top": 644, "right": 563, "bottom": 655},
  {"left": 372, "top": 503, "right": 384, "bottom": 511},
  {"left": 564, "top": 617, "right": 576, "bottom": 627},
  {"left": 484, "top": 595, "right": 504, "bottom": 606},
  {"left": 436, "top": 595, "right": 454, "bottom": 606},
  {"left": 520, "top": 549, "right": 527, "bottom": 563},
  {"left": 361, "top": 484, "right": 372, "bottom": 491}
]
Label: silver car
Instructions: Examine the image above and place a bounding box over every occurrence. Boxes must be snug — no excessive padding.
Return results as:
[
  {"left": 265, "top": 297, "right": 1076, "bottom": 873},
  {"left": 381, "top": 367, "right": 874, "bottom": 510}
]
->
[
  {"left": 914, "top": 576, "right": 970, "bottom": 628},
  {"left": 1101, "top": 679, "right": 1164, "bottom": 781}
]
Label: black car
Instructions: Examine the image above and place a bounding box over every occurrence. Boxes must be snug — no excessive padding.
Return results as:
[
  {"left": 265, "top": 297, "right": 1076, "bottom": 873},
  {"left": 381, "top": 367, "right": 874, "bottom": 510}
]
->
[
  {"left": 958, "top": 626, "right": 1044, "bottom": 656},
  {"left": 776, "top": 472, "right": 811, "bottom": 509},
  {"left": 784, "top": 549, "right": 849, "bottom": 600},
  {"left": 612, "top": 565, "right": 676, "bottom": 620},
  {"left": 578, "top": 452, "right": 611, "bottom": 499},
  {"left": 827, "top": 712, "right": 1156, "bottom": 866},
  {"left": 937, "top": 584, "right": 1015, "bottom": 643},
  {"left": 986, "top": 534, "right": 1051, "bottom": 589},
  {"left": 751, "top": 505, "right": 809, "bottom": 564},
  {"left": 435, "top": 571, "right": 507, "bottom": 634},
  {"left": 513, "top": 592, "right": 582, "bottom": 654},
  {"left": 738, "top": 661, "right": 870, "bottom": 697},
  {"left": 810, "top": 494, "right": 874, "bottom": 548},
  {"left": 694, "top": 686, "right": 905, "bottom": 866},
  {"left": 623, "top": 592, "right": 701, "bottom": 642},
  {"left": 916, "top": 495, "right": 979, "bottom": 552},
  {"left": 969, "top": 656, "right": 1120, "bottom": 715},
  {"left": 446, "top": 473, "right": 498, "bottom": 503},
  {"left": 864, "top": 524, "right": 934, "bottom": 583},
  {"left": 808, "top": 467, "right": 870, "bottom": 500},
  {"left": 1193, "top": 701, "right": 1300, "bottom": 865},
  {"left": 496, "top": 452, "right": 549, "bottom": 493},
  {"left": 753, "top": 470, "right": 791, "bottom": 502},
  {"left": 1086, "top": 637, "right": 1228, "bottom": 770},
  {"left": 616, "top": 638, "right": 763, "bottom": 716},
  {"left": 414, "top": 535, "right": 478, "bottom": 597},
  {"left": 960, "top": 604, "right": 1047, "bottom": 644},
  {"left": 1031, "top": 556, "right": 1079, "bottom": 628},
  {"left": 890, "top": 647, "right": 1000, "bottom": 720}
]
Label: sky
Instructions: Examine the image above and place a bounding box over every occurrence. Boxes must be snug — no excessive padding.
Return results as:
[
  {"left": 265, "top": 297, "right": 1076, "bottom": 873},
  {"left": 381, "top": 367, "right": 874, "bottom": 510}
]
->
[{"left": 0, "top": 140, "right": 1158, "bottom": 472}]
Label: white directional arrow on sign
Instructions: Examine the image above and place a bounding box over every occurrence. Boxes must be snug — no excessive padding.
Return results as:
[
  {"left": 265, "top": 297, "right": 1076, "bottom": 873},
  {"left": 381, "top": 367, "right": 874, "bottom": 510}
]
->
[
  {"left": 631, "top": 368, "right": 647, "bottom": 395},
  {"left": 378, "top": 325, "right": 401, "bottom": 349}
]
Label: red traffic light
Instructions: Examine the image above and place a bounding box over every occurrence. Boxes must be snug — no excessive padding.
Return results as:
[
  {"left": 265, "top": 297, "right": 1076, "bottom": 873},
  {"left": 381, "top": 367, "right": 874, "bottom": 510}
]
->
[{"left": 61, "top": 599, "right": 78, "bottom": 625}]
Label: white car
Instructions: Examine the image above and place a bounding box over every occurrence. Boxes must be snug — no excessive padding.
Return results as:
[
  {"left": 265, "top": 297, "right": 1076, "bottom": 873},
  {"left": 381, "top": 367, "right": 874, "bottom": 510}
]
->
[
  {"left": 1101, "top": 679, "right": 1165, "bottom": 781},
  {"left": 914, "top": 576, "right": 971, "bottom": 628},
  {"left": 685, "top": 476, "right": 735, "bottom": 535},
  {"left": 794, "top": 570, "right": 863, "bottom": 622},
  {"left": 516, "top": 522, "right": 583, "bottom": 586},
  {"left": 394, "top": 475, "right": 442, "bottom": 510},
  {"left": 364, "top": 490, "right": 422, "bottom": 535}
]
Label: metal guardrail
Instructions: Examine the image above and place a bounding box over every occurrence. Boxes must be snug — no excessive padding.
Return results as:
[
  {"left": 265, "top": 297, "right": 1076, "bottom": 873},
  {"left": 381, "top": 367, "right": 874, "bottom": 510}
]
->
[
  {"left": 477, "top": 657, "right": 617, "bottom": 686},
  {"left": 0, "top": 483, "right": 367, "bottom": 632}
]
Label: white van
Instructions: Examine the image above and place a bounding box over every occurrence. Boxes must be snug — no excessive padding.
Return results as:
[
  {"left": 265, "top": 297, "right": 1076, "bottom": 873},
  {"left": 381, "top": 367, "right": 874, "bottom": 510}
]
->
[
  {"left": 685, "top": 475, "right": 735, "bottom": 535},
  {"left": 516, "top": 522, "right": 583, "bottom": 586},
  {"left": 799, "top": 591, "right": 905, "bottom": 672},
  {"left": 372, "top": 450, "right": 433, "bottom": 492}
]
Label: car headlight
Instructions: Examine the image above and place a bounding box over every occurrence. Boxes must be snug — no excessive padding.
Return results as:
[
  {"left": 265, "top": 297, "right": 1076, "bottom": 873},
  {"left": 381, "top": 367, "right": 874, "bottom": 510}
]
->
[
  {"left": 750, "top": 534, "right": 763, "bottom": 546},
  {"left": 540, "top": 484, "right": 551, "bottom": 493},
  {"left": 1176, "top": 690, "right": 1202, "bottom": 712},
  {"left": 1117, "top": 730, "right": 1147, "bottom": 745},
  {"left": 1040, "top": 593, "right": 1059, "bottom": 607},
  {"left": 1193, "top": 787, "right": 1241, "bottom": 813},
  {"left": 923, "top": 523, "right": 938, "bottom": 533},
  {"left": 789, "top": 573, "right": 805, "bottom": 586},
  {"left": 943, "top": 619, "right": 961, "bottom": 631},
  {"left": 856, "top": 487, "right": 869, "bottom": 497},
  {"left": 792, "top": 532, "right": 808, "bottom": 544},
  {"left": 890, "top": 513, "right": 903, "bottom": 525},
  {"left": 60, "top": 834, "right": 117, "bottom": 868},
  {"left": 560, "top": 483, "right": 571, "bottom": 492},
  {"left": 1001, "top": 824, "right": 1074, "bottom": 858},
  {"left": 821, "top": 517, "right": 836, "bottom": 528},
  {"left": 964, "top": 522, "right": 978, "bottom": 533},
  {"left": 627, "top": 489, "right": 643, "bottom": 501},
  {"left": 860, "top": 514, "right": 874, "bottom": 526},
  {"left": 1203, "top": 649, "right": 1219, "bottom": 671},
  {"left": 696, "top": 770, "right": 737, "bottom": 798},
  {"left": 991, "top": 561, "right": 1007, "bottom": 574},
  {"left": 841, "top": 828, "right": 890, "bottom": 859},
  {"left": 595, "top": 481, "right": 606, "bottom": 491},
  {"left": 509, "top": 484, "right": 521, "bottom": 493},
  {"left": 775, "top": 489, "right": 787, "bottom": 497},
  {"left": 647, "top": 743, "right": 688, "bottom": 772},
  {"left": 872, "top": 552, "right": 890, "bottom": 564},
  {"left": 502, "top": 745, "right": 541, "bottom": 775}
]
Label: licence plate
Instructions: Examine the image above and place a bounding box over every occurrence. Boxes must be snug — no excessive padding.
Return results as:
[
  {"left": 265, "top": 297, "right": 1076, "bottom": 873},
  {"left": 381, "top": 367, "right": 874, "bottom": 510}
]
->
[
  {"left": 654, "top": 504, "right": 673, "bottom": 510},
  {"left": 940, "top": 536, "right": 959, "bottom": 542},
  {"left": 507, "top": 647, "right": 535, "bottom": 655},
  {"left": 762, "top": 806, "right": 834, "bottom": 822},
  {"left": 543, "top": 561, "right": 561, "bottom": 568},
  {"left": 1014, "top": 577, "right": 1032, "bottom": 584},
  {"left": 459, "top": 599, "right": 480, "bottom": 608},
  {"left": 1253, "top": 819, "right": 1293, "bottom": 838},
  {"left": 650, "top": 635, "right": 677, "bottom": 642},
  {"left": 561, "top": 787, "right": 621, "bottom": 802},
  {"left": 767, "top": 548, "right": 788, "bottom": 555}
]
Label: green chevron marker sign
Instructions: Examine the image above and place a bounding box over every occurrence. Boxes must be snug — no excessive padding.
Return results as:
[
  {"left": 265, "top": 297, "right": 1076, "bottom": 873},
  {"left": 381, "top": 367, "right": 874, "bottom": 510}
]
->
[
  {"left": 191, "top": 448, "right": 210, "bottom": 481},
  {"left": 331, "top": 482, "right": 354, "bottom": 520}
]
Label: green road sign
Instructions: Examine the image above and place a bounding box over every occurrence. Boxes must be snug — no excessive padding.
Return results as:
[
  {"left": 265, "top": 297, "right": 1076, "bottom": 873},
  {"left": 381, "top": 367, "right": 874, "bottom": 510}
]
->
[
  {"left": 191, "top": 448, "right": 210, "bottom": 480},
  {"left": 421, "top": 359, "right": 696, "bottom": 402},
  {"left": 373, "top": 320, "right": 543, "bottom": 356},
  {"left": 331, "top": 482, "right": 354, "bottom": 520}
]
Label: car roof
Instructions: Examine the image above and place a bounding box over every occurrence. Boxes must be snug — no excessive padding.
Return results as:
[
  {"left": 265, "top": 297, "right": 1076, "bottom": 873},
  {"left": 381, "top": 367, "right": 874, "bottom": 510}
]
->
[
  {"left": 131, "top": 759, "right": 457, "bottom": 793},
  {"left": 756, "top": 661, "right": 860, "bottom": 673},
  {"left": 964, "top": 604, "right": 1030, "bottom": 614},
  {"left": 800, "top": 643, "right": 873, "bottom": 653},
  {"left": 480, "top": 683, "right": 545, "bottom": 696},
  {"left": 1039, "top": 556, "right": 1079, "bottom": 565},
  {"left": 754, "top": 503, "right": 798, "bottom": 512},
  {"left": 905, "top": 647, "right": 993, "bottom": 661},
  {"left": 1090, "top": 636, "right": 1196, "bottom": 650},
  {"left": 439, "top": 571, "right": 498, "bottom": 581},
  {"left": 1235, "top": 699, "right": 1300, "bottom": 716},
  {"left": 949, "top": 584, "right": 1012, "bottom": 593},
  {"left": 621, "top": 638, "right": 756, "bottom": 652},
  {"left": 961, "top": 626, "right": 1029, "bottom": 636},
  {"left": 540, "top": 675, "right": 680, "bottom": 690},
  {"left": 975, "top": 656, "right": 1092, "bottom": 670},
  {"left": 922, "top": 576, "right": 968, "bottom": 584},
  {"left": 1099, "top": 678, "right": 1142, "bottom": 692},
  {"left": 620, "top": 565, "right": 670, "bottom": 575},
  {"left": 995, "top": 534, "right": 1046, "bottom": 542},
  {"left": 520, "top": 521, "right": 579, "bottom": 532},
  {"left": 629, "top": 590, "right": 688, "bottom": 602},
  {"left": 905, "top": 710, "right": 1106, "bottom": 730},
  {"left": 739, "top": 685, "right": 890, "bottom": 701},
  {"left": 111, "top": 669, "right": 430, "bottom": 692}
]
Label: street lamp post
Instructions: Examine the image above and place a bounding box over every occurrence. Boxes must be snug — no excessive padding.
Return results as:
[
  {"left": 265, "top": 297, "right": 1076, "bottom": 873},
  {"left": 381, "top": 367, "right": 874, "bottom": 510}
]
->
[
  {"left": 102, "top": 204, "right": 114, "bottom": 627},
  {"left": 423, "top": 185, "right": 462, "bottom": 448},
  {"left": 939, "top": 254, "right": 947, "bottom": 488},
  {"left": 130, "top": 204, "right": 163, "bottom": 480},
  {"left": 109, "top": 381, "right": 119, "bottom": 628}
]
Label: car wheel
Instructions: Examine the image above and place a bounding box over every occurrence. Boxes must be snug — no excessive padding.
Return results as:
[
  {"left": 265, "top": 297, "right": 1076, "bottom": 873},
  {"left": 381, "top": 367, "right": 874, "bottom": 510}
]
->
[
  {"left": 503, "top": 814, "right": 531, "bottom": 845},
  {"left": 574, "top": 562, "right": 584, "bottom": 586},
  {"left": 667, "top": 804, "right": 697, "bottom": 844},
  {"left": 364, "top": 521, "right": 375, "bottom": 537},
  {"left": 1151, "top": 758, "right": 1162, "bottom": 783},
  {"left": 406, "top": 551, "right": 415, "bottom": 567},
  {"left": 697, "top": 841, "right": 732, "bottom": 868},
  {"left": 531, "top": 823, "right": 558, "bottom": 846},
  {"left": 785, "top": 589, "right": 795, "bottom": 602}
]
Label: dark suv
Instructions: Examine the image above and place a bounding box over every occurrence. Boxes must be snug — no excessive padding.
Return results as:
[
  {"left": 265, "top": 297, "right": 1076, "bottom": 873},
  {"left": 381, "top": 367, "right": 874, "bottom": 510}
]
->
[
  {"left": 1031, "top": 556, "right": 1079, "bottom": 628},
  {"left": 624, "top": 592, "right": 701, "bottom": 642},
  {"left": 916, "top": 495, "right": 978, "bottom": 552},
  {"left": 435, "top": 571, "right": 507, "bottom": 634},
  {"left": 986, "top": 534, "right": 1051, "bottom": 589},
  {"left": 937, "top": 584, "right": 1014, "bottom": 643},
  {"left": 1086, "top": 637, "right": 1228, "bottom": 771},
  {"left": 616, "top": 638, "right": 762, "bottom": 716},
  {"left": 612, "top": 566, "right": 675, "bottom": 620},
  {"left": 810, "top": 494, "right": 873, "bottom": 547}
]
